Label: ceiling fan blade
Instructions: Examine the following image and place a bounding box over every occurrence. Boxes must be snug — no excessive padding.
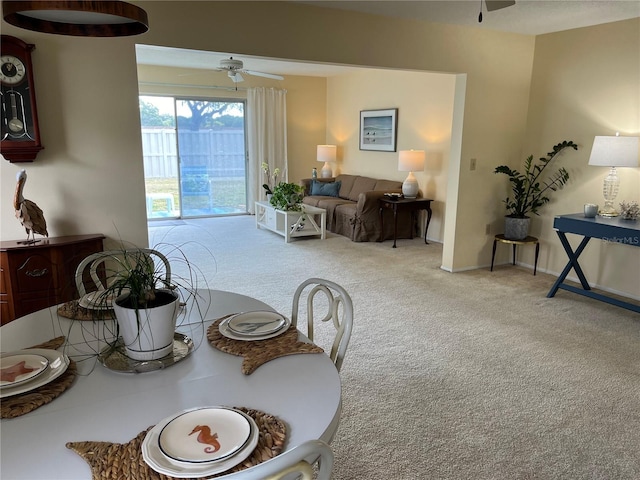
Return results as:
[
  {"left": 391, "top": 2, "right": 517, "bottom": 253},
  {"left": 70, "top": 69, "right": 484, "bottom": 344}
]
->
[
  {"left": 244, "top": 70, "right": 284, "bottom": 80},
  {"left": 485, "top": 0, "right": 515, "bottom": 12}
]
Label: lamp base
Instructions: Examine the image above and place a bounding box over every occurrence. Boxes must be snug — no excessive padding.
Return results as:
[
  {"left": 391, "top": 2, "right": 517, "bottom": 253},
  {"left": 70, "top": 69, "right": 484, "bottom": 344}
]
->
[
  {"left": 598, "top": 201, "right": 619, "bottom": 217},
  {"left": 320, "top": 162, "right": 333, "bottom": 178},
  {"left": 402, "top": 172, "right": 419, "bottom": 198}
]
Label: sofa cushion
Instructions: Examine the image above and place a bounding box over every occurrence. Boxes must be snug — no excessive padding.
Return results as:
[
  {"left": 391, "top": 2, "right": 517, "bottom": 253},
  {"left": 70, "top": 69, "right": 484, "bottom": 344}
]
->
[
  {"left": 311, "top": 180, "right": 341, "bottom": 197},
  {"left": 335, "top": 174, "right": 358, "bottom": 199},
  {"left": 374, "top": 179, "right": 403, "bottom": 192},
  {"left": 347, "top": 176, "right": 377, "bottom": 202}
]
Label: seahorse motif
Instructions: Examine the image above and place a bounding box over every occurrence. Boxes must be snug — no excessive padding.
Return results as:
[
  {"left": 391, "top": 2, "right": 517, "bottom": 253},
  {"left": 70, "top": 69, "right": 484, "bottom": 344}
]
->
[{"left": 189, "top": 425, "right": 220, "bottom": 453}]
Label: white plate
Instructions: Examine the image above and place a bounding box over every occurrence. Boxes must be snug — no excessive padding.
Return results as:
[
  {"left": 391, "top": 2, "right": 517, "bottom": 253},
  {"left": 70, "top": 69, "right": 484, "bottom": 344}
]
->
[
  {"left": 219, "top": 313, "right": 291, "bottom": 341},
  {"left": 0, "top": 349, "right": 70, "bottom": 399},
  {"left": 227, "top": 311, "right": 287, "bottom": 336},
  {"left": 143, "top": 408, "right": 259, "bottom": 478},
  {"left": 159, "top": 407, "right": 252, "bottom": 463},
  {"left": 78, "top": 290, "right": 117, "bottom": 310},
  {"left": 0, "top": 353, "right": 49, "bottom": 388}
]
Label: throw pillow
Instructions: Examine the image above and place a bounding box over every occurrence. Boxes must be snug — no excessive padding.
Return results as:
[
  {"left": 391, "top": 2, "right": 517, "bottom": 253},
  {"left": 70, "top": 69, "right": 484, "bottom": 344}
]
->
[{"left": 311, "top": 180, "right": 341, "bottom": 197}]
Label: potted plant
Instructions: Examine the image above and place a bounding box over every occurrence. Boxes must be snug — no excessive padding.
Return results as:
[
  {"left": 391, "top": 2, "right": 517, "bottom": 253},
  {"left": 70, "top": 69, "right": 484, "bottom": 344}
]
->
[
  {"left": 91, "top": 247, "right": 202, "bottom": 361},
  {"left": 270, "top": 182, "right": 304, "bottom": 211},
  {"left": 494, "top": 140, "right": 578, "bottom": 239}
]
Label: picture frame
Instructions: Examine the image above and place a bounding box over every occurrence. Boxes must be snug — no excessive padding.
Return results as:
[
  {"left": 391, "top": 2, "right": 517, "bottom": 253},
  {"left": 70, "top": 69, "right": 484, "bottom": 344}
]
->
[{"left": 359, "top": 108, "right": 398, "bottom": 152}]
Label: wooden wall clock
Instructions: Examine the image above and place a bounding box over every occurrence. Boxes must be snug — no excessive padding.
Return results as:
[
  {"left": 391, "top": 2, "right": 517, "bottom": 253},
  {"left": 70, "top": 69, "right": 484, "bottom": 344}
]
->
[{"left": 1, "top": 35, "right": 43, "bottom": 162}]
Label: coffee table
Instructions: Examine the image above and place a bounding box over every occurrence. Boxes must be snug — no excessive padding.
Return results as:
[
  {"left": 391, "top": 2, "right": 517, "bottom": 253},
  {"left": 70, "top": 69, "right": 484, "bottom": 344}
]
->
[{"left": 255, "top": 202, "right": 326, "bottom": 243}]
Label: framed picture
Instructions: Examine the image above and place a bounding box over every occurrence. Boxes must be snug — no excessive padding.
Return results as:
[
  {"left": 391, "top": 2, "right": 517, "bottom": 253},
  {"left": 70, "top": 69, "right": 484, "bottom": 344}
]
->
[{"left": 359, "top": 108, "right": 398, "bottom": 152}]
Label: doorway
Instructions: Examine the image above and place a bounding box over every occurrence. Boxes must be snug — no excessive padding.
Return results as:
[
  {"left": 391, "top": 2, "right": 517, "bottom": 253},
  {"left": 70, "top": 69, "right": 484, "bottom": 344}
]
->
[{"left": 139, "top": 95, "right": 247, "bottom": 219}]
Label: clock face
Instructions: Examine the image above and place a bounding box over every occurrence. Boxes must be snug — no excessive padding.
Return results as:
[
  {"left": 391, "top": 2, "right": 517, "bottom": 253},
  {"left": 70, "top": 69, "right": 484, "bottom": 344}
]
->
[{"left": 0, "top": 55, "right": 26, "bottom": 85}]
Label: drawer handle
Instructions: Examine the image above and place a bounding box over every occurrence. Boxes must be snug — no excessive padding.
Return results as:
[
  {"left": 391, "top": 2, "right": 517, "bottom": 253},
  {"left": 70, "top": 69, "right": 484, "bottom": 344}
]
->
[{"left": 26, "top": 268, "right": 48, "bottom": 277}]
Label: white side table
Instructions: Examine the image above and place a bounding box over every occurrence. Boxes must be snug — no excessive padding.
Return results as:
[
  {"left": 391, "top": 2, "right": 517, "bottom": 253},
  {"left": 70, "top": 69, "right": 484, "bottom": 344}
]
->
[{"left": 255, "top": 201, "right": 326, "bottom": 242}]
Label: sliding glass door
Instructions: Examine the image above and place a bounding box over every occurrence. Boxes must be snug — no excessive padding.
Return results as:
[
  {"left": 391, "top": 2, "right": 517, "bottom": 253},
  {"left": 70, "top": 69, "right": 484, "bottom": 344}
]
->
[{"left": 140, "top": 95, "right": 247, "bottom": 219}]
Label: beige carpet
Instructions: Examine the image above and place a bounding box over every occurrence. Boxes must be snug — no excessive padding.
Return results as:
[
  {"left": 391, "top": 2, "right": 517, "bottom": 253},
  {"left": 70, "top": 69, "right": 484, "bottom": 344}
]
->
[{"left": 149, "top": 215, "right": 640, "bottom": 480}]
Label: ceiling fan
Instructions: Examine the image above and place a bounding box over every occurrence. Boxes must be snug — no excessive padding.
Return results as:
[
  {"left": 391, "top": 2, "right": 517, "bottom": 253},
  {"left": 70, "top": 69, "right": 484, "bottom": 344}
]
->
[
  {"left": 479, "top": 0, "right": 515, "bottom": 22},
  {"left": 214, "top": 57, "right": 284, "bottom": 83}
]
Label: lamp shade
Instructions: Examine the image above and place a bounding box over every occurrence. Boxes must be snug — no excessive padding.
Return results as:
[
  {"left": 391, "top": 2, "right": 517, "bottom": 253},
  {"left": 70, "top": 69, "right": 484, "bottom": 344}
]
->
[
  {"left": 588, "top": 135, "right": 639, "bottom": 167},
  {"left": 398, "top": 150, "right": 425, "bottom": 172},
  {"left": 2, "top": 1, "right": 149, "bottom": 37},
  {"left": 317, "top": 145, "right": 337, "bottom": 163}
]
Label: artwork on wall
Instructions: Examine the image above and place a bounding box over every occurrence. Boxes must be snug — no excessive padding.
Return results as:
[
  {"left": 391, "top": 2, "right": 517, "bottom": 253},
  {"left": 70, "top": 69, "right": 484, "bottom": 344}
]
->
[{"left": 359, "top": 108, "right": 398, "bottom": 152}]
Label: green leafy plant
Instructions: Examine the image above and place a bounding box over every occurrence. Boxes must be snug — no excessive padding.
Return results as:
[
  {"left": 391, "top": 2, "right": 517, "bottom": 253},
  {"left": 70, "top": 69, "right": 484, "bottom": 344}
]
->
[
  {"left": 494, "top": 140, "right": 578, "bottom": 217},
  {"left": 270, "top": 182, "right": 303, "bottom": 211}
]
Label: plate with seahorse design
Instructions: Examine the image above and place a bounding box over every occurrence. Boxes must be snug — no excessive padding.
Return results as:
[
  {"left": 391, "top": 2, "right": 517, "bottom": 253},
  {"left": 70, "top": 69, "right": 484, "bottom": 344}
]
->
[{"left": 158, "top": 407, "right": 252, "bottom": 463}]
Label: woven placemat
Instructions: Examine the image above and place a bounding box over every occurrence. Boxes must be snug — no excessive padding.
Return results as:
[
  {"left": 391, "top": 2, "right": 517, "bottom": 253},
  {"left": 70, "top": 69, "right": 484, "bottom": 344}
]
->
[
  {"left": 66, "top": 407, "right": 286, "bottom": 480},
  {"left": 207, "top": 315, "right": 324, "bottom": 375},
  {"left": 57, "top": 299, "right": 115, "bottom": 321},
  {"left": 1, "top": 336, "right": 77, "bottom": 419}
]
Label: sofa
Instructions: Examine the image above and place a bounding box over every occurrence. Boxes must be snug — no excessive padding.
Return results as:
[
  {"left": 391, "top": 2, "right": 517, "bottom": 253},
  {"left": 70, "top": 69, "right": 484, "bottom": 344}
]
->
[{"left": 300, "top": 174, "right": 415, "bottom": 242}]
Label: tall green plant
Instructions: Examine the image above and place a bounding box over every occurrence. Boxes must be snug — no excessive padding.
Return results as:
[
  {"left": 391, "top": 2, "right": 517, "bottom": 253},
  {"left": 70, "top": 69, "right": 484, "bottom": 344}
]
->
[{"left": 494, "top": 140, "right": 578, "bottom": 217}]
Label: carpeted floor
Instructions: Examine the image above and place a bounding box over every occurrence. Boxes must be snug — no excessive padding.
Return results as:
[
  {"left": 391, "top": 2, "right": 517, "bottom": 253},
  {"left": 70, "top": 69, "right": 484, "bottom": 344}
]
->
[{"left": 149, "top": 215, "right": 640, "bottom": 480}]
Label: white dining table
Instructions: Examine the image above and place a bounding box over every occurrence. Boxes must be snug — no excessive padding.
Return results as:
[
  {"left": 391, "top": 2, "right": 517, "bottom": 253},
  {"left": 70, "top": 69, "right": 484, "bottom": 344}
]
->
[{"left": 0, "top": 289, "right": 342, "bottom": 480}]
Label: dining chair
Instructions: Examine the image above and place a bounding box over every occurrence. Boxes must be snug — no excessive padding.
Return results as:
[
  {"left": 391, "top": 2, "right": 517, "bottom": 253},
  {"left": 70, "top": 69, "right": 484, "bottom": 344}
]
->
[
  {"left": 260, "top": 439, "right": 334, "bottom": 480},
  {"left": 291, "top": 277, "right": 353, "bottom": 372},
  {"left": 74, "top": 248, "right": 171, "bottom": 297}
]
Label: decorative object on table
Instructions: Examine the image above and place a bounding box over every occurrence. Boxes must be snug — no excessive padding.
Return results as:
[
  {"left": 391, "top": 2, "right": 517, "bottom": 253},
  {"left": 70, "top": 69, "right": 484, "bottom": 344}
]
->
[
  {"left": 384, "top": 193, "right": 403, "bottom": 201},
  {"left": 66, "top": 407, "right": 286, "bottom": 480},
  {"left": 359, "top": 108, "right": 398, "bottom": 152},
  {"left": 0, "top": 336, "right": 76, "bottom": 419},
  {"left": 261, "top": 161, "right": 280, "bottom": 197},
  {"left": 2, "top": 1, "right": 149, "bottom": 37},
  {"left": 494, "top": 140, "right": 578, "bottom": 240},
  {"left": 76, "top": 247, "right": 206, "bottom": 363},
  {"left": 588, "top": 133, "right": 639, "bottom": 217},
  {"left": 270, "top": 182, "right": 303, "bottom": 211},
  {"left": 398, "top": 149, "right": 425, "bottom": 198},
  {"left": 317, "top": 144, "right": 336, "bottom": 178},
  {"left": 13, "top": 169, "right": 48, "bottom": 244},
  {"left": 619, "top": 200, "right": 639, "bottom": 221},
  {"left": 0, "top": 35, "right": 44, "bottom": 162},
  {"left": 312, "top": 167, "right": 318, "bottom": 179},
  {"left": 208, "top": 315, "right": 323, "bottom": 375},
  {"left": 291, "top": 278, "right": 354, "bottom": 372},
  {"left": 583, "top": 203, "right": 598, "bottom": 218}
]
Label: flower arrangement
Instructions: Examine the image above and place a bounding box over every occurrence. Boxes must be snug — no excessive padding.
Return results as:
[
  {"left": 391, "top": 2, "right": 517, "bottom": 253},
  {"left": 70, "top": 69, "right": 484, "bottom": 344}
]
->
[
  {"left": 619, "top": 200, "right": 639, "bottom": 221},
  {"left": 261, "top": 162, "right": 281, "bottom": 195}
]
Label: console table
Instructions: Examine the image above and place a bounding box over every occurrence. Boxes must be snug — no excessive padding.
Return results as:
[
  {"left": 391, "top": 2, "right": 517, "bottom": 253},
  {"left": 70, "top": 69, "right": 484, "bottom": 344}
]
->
[
  {"left": 547, "top": 214, "right": 640, "bottom": 313},
  {"left": 378, "top": 197, "right": 433, "bottom": 248},
  {"left": 255, "top": 202, "right": 326, "bottom": 243}
]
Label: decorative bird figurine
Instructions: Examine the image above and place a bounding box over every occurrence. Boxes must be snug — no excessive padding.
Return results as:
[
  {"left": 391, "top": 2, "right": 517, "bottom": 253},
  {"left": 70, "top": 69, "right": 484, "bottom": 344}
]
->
[{"left": 14, "top": 169, "right": 48, "bottom": 244}]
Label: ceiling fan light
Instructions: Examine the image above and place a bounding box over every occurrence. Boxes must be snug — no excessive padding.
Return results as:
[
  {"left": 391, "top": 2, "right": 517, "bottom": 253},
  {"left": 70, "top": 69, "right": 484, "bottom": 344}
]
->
[{"left": 2, "top": 1, "right": 149, "bottom": 37}]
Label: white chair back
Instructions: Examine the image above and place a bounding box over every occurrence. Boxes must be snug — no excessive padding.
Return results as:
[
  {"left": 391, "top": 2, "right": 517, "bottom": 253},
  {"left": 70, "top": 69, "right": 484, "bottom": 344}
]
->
[
  {"left": 74, "top": 249, "right": 171, "bottom": 297},
  {"left": 291, "top": 277, "right": 353, "bottom": 372}
]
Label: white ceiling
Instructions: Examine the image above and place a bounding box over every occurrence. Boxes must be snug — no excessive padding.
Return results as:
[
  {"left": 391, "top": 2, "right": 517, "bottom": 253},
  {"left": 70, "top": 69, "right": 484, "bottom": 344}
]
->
[{"left": 136, "top": 1, "right": 640, "bottom": 78}]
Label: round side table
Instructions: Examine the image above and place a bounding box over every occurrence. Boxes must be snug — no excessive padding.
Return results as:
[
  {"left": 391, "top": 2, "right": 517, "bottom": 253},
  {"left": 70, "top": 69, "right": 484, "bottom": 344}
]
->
[{"left": 490, "top": 234, "right": 539, "bottom": 275}]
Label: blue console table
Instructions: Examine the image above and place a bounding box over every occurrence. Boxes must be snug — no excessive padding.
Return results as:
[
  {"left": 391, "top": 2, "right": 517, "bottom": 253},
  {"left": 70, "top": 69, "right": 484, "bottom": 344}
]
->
[{"left": 547, "top": 213, "right": 640, "bottom": 313}]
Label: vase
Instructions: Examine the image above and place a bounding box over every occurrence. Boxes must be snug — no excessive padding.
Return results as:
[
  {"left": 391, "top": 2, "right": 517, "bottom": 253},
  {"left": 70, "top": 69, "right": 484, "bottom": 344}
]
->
[
  {"left": 112, "top": 289, "right": 179, "bottom": 361},
  {"left": 504, "top": 215, "right": 530, "bottom": 240}
]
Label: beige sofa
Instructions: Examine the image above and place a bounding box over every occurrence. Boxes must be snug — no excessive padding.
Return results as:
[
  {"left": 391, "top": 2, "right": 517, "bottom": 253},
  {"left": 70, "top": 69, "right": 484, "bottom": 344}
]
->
[{"left": 300, "top": 174, "right": 415, "bottom": 242}]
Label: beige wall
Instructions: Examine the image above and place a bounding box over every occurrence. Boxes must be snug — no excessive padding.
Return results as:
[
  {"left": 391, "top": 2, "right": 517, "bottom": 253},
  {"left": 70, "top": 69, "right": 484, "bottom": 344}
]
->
[
  {"left": 326, "top": 69, "right": 456, "bottom": 242},
  {"left": 1, "top": 2, "right": 636, "bottom": 298},
  {"left": 521, "top": 19, "right": 640, "bottom": 298}
]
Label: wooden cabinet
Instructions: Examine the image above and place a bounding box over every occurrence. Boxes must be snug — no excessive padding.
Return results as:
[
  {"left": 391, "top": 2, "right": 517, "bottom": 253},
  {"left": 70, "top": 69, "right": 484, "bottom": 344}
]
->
[{"left": 0, "top": 234, "right": 104, "bottom": 324}]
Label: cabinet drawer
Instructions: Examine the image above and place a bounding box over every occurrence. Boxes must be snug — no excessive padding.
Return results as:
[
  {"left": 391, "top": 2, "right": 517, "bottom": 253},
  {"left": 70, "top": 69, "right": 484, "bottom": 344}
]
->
[
  {"left": 266, "top": 208, "right": 277, "bottom": 229},
  {"left": 15, "top": 253, "right": 57, "bottom": 293}
]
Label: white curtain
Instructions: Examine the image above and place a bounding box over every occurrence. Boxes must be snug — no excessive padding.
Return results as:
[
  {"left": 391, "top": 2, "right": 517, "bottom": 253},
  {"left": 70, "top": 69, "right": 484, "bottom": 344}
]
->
[{"left": 246, "top": 87, "right": 288, "bottom": 214}]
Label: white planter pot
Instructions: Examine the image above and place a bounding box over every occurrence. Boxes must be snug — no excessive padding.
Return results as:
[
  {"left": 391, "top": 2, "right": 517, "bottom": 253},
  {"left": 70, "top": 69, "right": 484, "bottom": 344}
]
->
[{"left": 113, "top": 289, "right": 179, "bottom": 361}]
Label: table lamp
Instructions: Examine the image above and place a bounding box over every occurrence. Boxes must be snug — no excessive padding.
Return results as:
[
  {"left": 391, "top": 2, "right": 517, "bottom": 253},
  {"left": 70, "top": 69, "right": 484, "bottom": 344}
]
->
[
  {"left": 317, "top": 145, "right": 336, "bottom": 178},
  {"left": 398, "top": 150, "right": 425, "bottom": 198},
  {"left": 588, "top": 133, "right": 639, "bottom": 217}
]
